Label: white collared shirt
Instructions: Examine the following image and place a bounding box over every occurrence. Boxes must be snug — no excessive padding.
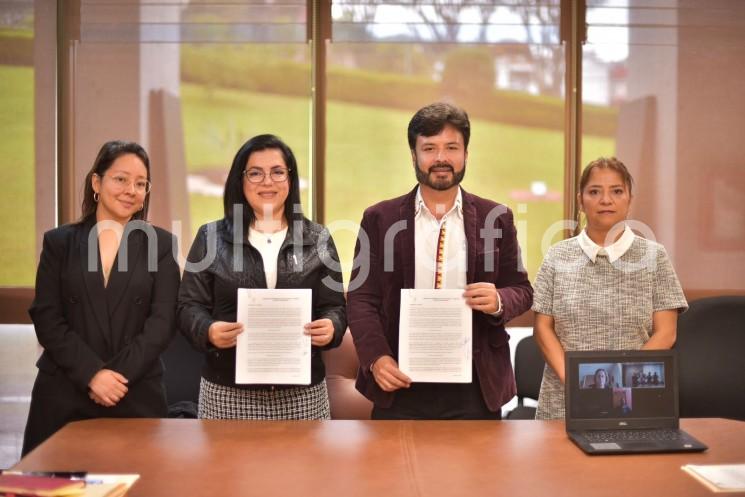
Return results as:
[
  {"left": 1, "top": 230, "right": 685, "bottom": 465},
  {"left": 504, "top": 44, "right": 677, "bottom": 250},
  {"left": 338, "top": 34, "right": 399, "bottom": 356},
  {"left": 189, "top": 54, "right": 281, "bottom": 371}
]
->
[
  {"left": 578, "top": 225, "right": 636, "bottom": 263},
  {"left": 414, "top": 186, "right": 468, "bottom": 289}
]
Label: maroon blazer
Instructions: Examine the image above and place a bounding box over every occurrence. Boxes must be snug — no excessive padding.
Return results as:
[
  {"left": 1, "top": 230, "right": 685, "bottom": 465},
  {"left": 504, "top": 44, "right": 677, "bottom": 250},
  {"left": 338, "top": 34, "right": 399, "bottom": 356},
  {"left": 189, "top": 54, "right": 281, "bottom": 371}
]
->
[{"left": 347, "top": 186, "right": 533, "bottom": 411}]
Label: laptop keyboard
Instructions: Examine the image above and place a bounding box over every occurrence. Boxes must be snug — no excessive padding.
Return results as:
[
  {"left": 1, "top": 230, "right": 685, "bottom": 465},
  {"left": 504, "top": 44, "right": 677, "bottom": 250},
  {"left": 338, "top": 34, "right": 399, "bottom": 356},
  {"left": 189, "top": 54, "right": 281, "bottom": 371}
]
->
[{"left": 584, "top": 429, "right": 685, "bottom": 443}]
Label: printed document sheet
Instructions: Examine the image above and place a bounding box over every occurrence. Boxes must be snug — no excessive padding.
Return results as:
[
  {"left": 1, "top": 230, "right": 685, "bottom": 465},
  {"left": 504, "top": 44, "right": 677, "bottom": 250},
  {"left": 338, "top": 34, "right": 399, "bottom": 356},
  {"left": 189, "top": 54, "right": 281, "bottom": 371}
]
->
[
  {"left": 399, "top": 289, "right": 472, "bottom": 383},
  {"left": 682, "top": 464, "right": 745, "bottom": 493},
  {"left": 236, "top": 288, "right": 311, "bottom": 384}
]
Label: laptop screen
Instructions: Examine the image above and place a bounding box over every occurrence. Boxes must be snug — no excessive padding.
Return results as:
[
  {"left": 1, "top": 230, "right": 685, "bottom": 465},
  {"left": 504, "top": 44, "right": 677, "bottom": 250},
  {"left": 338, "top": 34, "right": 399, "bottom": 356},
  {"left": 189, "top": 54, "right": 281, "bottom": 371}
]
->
[{"left": 566, "top": 351, "right": 678, "bottom": 425}]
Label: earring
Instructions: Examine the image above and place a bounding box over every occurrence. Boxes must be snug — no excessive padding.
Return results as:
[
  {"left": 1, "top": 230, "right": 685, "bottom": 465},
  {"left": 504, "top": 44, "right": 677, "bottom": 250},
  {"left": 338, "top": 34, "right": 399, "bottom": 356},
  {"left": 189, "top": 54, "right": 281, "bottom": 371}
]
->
[{"left": 93, "top": 192, "right": 99, "bottom": 202}]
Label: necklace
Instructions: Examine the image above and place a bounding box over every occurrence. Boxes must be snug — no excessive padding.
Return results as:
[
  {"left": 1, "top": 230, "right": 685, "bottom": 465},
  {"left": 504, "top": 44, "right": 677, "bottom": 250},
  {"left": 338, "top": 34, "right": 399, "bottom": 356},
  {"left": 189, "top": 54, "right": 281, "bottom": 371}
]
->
[{"left": 249, "top": 226, "right": 287, "bottom": 246}]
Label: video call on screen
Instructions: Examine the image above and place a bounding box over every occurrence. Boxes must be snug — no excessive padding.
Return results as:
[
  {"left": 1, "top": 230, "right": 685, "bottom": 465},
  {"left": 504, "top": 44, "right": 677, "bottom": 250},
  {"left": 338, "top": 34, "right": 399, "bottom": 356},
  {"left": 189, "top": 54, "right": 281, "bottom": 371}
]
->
[{"left": 570, "top": 359, "right": 676, "bottom": 419}]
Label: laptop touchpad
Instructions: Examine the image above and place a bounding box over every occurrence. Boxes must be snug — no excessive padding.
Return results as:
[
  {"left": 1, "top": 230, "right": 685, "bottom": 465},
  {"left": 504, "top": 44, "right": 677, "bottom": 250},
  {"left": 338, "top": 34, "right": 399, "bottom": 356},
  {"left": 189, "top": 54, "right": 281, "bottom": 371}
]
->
[
  {"left": 590, "top": 443, "right": 621, "bottom": 450},
  {"left": 622, "top": 441, "right": 660, "bottom": 450}
]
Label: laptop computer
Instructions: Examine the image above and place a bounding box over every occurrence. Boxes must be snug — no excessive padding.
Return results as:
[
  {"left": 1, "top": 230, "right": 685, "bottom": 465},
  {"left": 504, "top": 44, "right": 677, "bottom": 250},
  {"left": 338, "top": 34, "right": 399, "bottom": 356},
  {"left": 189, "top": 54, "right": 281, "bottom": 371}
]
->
[{"left": 565, "top": 350, "right": 708, "bottom": 455}]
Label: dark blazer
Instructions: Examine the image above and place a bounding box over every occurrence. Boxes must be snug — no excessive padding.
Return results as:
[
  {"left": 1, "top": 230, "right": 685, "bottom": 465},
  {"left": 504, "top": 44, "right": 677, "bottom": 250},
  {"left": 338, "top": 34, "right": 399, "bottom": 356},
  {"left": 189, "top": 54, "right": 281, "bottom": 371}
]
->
[
  {"left": 177, "top": 217, "right": 347, "bottom": 389},
  {"left": 347, "top": 187, "right": 533, "bottom": 411},
  {"left": 23, "top": 216, "right": 180, "bottom": 455}
]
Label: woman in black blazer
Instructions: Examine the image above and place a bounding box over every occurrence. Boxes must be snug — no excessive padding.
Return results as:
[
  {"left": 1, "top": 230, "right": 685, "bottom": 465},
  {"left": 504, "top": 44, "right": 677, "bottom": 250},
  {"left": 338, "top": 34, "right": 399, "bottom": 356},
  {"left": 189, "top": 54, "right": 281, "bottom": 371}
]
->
[{"left": 22, "top": 141, "right": 180, "bottom": 455}]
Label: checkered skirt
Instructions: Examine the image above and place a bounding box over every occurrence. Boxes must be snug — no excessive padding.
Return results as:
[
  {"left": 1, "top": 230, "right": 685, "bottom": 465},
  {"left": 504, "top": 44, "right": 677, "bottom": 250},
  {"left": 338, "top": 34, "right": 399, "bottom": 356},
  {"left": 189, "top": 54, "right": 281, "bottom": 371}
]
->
[{"left": 198, "top": 378, "right": 331, "bottom": 420}]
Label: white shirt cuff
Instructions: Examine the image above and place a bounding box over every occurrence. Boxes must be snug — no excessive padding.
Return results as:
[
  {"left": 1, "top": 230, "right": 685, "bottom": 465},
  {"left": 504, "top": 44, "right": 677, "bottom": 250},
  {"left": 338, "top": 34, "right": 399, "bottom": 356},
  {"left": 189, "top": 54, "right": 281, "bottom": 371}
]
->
[{"left": 489, "top": 290, "right": 503, "bottom": 317}]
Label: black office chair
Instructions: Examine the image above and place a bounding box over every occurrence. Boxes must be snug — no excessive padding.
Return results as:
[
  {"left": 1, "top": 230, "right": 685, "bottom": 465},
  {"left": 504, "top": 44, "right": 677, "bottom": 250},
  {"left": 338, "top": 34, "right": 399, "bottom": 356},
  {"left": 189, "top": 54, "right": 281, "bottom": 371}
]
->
[
  {"left": 505, "top": 335, "right": 546, "bottom": 420},
  {"left": 676, "top": 296, "right": 745, "bottom": 420},
  {"left": 161, "top": 332, "right": 205, "bottom": 418}
]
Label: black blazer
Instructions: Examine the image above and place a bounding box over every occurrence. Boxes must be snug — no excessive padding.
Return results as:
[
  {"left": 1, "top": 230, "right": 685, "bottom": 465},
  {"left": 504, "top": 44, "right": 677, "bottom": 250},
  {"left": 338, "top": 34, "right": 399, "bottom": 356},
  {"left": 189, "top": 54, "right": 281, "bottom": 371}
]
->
[{"left": 23, "top": 216, "right": 180, "bottom": 455}]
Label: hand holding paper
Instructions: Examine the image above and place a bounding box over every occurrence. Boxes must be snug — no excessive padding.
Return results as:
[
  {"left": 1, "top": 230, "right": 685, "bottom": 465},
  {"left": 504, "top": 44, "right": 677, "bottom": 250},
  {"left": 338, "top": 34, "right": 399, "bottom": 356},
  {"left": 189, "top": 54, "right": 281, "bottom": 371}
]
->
[
  {"left": 371, "top": 355, "right": 412, "bottom": 392},
  {"left": 463, "top": 282, "right": 501, "bottom": 315},
  {"left": 303, "top": 318, "right": 335, "bottom": 347},
  {"left": 208, "top": 321, "right": 244, "bottom": 349}
]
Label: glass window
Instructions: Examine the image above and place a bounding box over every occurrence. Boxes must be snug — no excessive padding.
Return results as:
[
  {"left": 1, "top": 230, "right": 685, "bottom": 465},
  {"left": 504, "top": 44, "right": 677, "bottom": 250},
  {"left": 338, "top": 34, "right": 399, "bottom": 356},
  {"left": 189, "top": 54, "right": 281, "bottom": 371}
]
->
[
  {"left": 0, "top": 0, "right": 53, "bottom": 286},
  {"left": 0, "top": 0, "right": 54, "bottom": 470},
  {"left": 327, "top": 1, "right": 565, "bottom": 284},
  {"left": 68, "top": 0, "right": 310, "bottom": 250},
  {"left": 582, "top": 0, "right": 745, "bottom": 291}
]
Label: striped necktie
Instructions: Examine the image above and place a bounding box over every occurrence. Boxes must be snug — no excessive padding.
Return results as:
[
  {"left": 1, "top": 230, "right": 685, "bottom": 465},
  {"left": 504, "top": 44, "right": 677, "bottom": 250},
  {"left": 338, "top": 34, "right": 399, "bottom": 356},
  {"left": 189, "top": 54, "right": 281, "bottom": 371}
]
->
[{"left": 434, "top": 221, "right": 447, "bottom": 289}]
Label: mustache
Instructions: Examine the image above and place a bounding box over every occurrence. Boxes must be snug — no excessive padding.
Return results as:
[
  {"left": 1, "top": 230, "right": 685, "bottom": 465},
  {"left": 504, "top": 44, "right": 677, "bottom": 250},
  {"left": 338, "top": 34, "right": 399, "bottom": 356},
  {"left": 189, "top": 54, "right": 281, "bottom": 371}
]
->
[{"left": 428, "top": 162, "right": 454, "bottom": 173}]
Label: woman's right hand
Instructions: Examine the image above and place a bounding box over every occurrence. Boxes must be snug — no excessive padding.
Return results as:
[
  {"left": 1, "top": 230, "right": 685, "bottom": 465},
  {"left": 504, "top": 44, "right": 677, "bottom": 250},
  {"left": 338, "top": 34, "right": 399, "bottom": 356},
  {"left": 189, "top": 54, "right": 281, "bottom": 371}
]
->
[
  {"left": 208, "top": 321, "right": 244, "bottom": 348},
  {"left": 88, "top": 369, "right": 128, "bottom": 407}
]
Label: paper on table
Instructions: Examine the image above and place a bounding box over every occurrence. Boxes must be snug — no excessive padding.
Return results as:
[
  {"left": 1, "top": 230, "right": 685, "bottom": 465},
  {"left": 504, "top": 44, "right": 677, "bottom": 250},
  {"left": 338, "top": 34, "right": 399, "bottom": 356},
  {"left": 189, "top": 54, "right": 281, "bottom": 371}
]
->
[
  {"left": 236, "top": 288, "right": 312, "bottom": 385},
  {"left": 81, "top": 483, "right": 126, "bottom": 497},
  {"left": 83, "top": 474, "right": 140, "bottom": 497},
  {"left": 682, "top": 464, "right": 745, "bottom": 493},
  {"left": 399, "top": 289, "right": 472, "bottom": 383}
]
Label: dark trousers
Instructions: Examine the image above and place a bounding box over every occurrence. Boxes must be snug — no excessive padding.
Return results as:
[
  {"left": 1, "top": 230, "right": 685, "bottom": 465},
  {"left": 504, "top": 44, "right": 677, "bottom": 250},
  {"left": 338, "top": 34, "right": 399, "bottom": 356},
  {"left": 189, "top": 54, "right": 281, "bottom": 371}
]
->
[{"left": 371, "top": 370, "right": 501, "bottom": 420}]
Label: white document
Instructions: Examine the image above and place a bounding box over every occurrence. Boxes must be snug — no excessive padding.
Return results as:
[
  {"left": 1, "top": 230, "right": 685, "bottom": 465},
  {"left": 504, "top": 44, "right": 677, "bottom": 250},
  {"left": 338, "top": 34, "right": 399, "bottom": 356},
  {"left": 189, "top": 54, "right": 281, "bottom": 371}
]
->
[
  {"left": 399, "top": 289, "right": 472, "bottom": 383},
  {"left": 235, "top": 288, "right": 312, "bottom": 385},
  {"left": 682, "top": 464, "right": 745, "bottom": 493}
]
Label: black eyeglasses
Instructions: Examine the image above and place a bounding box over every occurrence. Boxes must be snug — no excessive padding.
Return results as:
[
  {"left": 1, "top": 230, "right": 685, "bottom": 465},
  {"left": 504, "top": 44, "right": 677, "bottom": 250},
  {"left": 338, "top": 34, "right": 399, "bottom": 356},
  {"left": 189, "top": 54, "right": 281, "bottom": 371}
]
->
[{"left": 242, "top": 168, "right": 290, "bottom": 184}]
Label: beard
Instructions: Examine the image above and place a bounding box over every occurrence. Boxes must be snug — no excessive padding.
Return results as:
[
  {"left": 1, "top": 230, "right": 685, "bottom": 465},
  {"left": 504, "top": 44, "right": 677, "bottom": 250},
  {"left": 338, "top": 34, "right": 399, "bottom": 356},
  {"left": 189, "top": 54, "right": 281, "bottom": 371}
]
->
[{"left": 414, "top": 159, "right": 466, "bottom": 191}]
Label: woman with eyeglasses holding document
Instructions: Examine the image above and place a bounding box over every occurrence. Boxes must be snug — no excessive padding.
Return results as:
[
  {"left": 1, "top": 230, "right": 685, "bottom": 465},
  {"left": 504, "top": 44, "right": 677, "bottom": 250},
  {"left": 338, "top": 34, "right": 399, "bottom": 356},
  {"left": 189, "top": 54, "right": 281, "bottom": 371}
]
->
[
  {"left": 23, "top": 141, "right": 180, "bottom": 455},
  {"left": 178, "top": 134, "right": 346, "bottom": 420},
  {"left": 531, "top": 157, "right": 687, "bottom": 419}
]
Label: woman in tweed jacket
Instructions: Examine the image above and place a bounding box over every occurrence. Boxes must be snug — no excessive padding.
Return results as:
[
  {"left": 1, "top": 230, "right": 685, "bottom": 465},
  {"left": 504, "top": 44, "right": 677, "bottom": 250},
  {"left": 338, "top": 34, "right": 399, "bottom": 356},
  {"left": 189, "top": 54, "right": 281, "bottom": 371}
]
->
[{"left": 531, "top": 157, "right": 687, "bottom": 419}]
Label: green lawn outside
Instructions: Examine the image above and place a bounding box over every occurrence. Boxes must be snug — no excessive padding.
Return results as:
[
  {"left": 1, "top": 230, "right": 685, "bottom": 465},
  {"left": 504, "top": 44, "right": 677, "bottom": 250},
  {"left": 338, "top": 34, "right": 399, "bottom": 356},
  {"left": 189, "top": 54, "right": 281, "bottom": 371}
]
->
[
  {"left": 182, "top": 85, "right": 614, "bottom": 281},
  {"left": 181, "top": 83, "right": 311, "bottom": 240},
  {"left": 0, "top": 65, "right": 36, "bottom": 286},
  {"left": 1, "top": 72, "right": 614, "bottom": 287},
  {"left": 181, "top": 83, "right": 311, "bottom": 173}
]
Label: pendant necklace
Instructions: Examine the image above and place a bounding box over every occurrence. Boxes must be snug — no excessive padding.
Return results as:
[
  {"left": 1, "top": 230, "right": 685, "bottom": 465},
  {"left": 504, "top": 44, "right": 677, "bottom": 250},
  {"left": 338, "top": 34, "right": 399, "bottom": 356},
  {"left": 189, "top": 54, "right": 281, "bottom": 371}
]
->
[{"left": 250, "top": 225, "right": 287, "bottom": 246}]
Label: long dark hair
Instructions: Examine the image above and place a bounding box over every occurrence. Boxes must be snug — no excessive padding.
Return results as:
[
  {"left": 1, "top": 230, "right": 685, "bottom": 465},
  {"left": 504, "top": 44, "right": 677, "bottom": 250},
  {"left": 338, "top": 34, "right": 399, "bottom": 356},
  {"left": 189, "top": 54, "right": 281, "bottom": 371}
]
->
[
  {"left": 223, "top": 134, "right": 303, "bottom": 235},
  {"left": 80, "top": 140, "right": 151, "bottom": 222}
]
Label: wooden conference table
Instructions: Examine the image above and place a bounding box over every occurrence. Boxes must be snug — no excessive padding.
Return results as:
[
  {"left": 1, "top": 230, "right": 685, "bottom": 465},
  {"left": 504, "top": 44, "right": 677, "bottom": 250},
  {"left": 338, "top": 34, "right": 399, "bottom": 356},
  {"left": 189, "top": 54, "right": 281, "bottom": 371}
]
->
[{"left": 14, "top": 418, "right": 745, "bottom": 497}]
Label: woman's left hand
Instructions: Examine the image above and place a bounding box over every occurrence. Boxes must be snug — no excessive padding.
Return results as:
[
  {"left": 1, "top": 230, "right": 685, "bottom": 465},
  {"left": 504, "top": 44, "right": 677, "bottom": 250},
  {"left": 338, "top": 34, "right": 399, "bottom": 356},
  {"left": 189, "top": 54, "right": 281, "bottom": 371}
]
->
[{"left": 304, "top": 318, "right": 335, "bottom": 347}]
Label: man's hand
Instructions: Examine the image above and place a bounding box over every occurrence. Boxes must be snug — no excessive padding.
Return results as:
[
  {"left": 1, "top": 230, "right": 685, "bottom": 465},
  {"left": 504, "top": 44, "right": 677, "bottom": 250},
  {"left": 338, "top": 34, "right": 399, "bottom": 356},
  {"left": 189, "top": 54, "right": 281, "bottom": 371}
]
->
[
  {"left": 463, "top": 282, "right": 501, "bottom": 315},
  {"left": 304, "top": 318, "right": 335, "bottom": 347},
  {"left": 88, "top": 369, "right": 128, "bottom": 407},
  {"left": 371, "top": 355, "right": 412, "bottom": 392},
  {"left": 208, "top": 321, "right": 244, "bottom": 348}
]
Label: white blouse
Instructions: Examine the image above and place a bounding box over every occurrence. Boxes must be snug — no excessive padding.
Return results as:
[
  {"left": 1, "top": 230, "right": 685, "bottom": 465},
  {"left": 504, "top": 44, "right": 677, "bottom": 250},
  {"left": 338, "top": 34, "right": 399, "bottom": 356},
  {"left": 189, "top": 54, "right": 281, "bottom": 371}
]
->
[{"left": 248, "top": 227, "right": 288, "bottom": 289}]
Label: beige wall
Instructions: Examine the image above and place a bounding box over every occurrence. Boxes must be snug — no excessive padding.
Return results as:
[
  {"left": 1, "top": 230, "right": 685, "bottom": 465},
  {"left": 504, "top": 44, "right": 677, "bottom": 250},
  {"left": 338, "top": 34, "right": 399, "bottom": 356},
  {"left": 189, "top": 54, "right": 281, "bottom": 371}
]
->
[
  {"left": 674, "top": 2, "right": 745, "bottom": 289},
  {"left": 620, "top": 0, "right": 745, "bottom": 290}
]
